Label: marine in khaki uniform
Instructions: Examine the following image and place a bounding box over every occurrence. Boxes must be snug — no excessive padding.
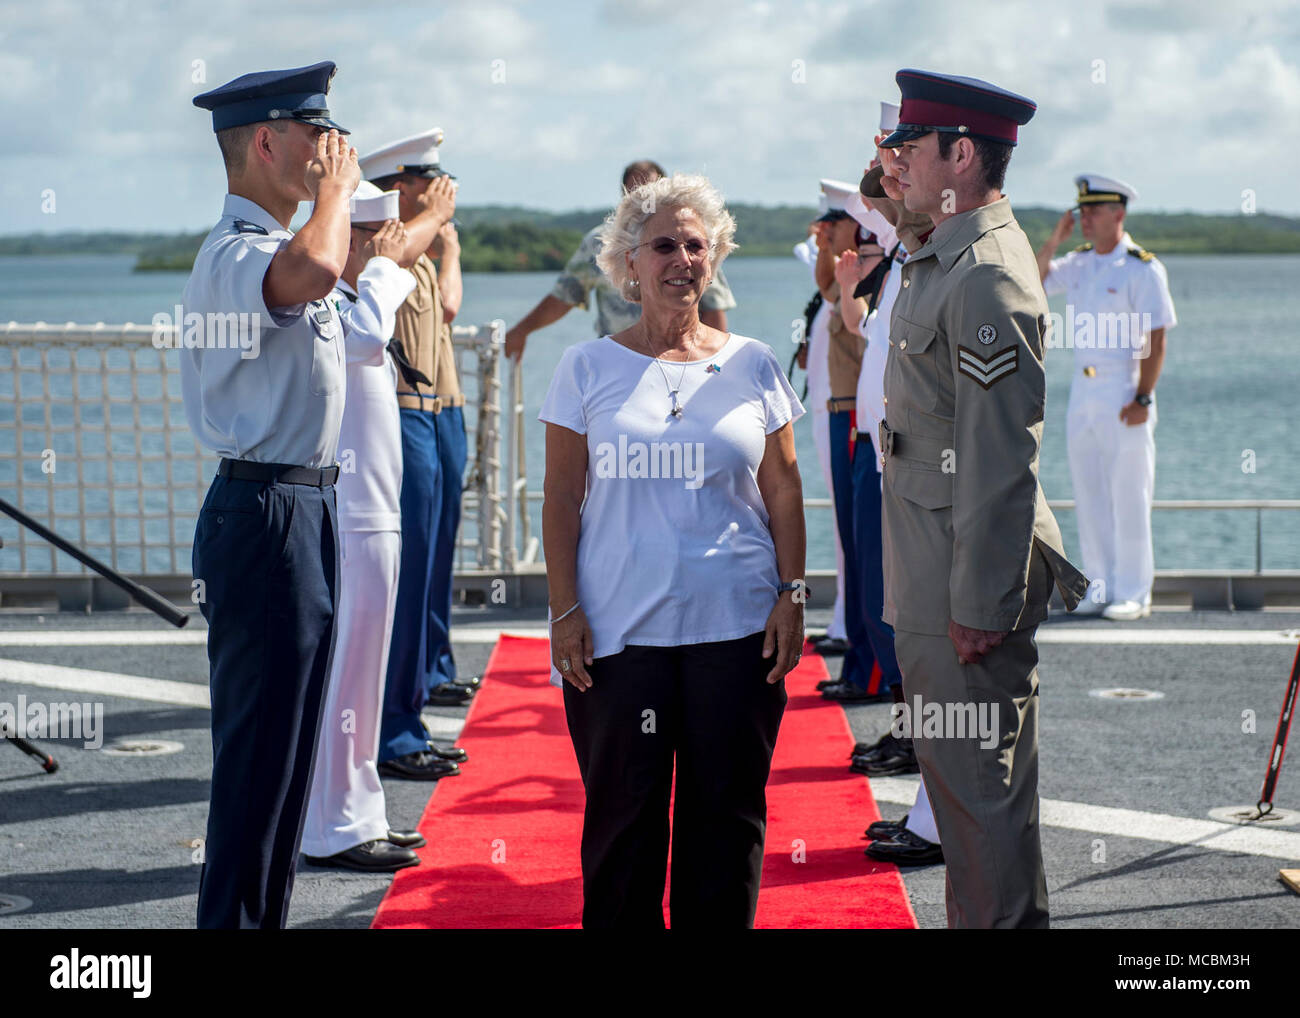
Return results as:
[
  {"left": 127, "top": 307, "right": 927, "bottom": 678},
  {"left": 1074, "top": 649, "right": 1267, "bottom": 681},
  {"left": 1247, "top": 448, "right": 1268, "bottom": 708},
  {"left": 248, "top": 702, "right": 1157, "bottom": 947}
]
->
[{"left": 874, "top": 69, "right": 1088, "bottom": 928}]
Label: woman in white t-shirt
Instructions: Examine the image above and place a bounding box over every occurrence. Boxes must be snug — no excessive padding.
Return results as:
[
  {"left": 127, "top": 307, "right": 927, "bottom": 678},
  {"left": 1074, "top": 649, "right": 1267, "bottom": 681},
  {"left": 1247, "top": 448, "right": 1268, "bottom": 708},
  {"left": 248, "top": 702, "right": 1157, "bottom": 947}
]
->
[{"left": 540, "top": 173, "right": 807, "bottom": 928}]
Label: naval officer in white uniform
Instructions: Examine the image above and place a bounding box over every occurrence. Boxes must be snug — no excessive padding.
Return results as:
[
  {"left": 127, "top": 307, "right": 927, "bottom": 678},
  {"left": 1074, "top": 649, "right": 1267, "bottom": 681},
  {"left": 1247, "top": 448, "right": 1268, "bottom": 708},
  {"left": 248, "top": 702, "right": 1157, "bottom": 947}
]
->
[
  {"left": 184, "top": 61, "right": 357, "bottom": 928},
  {"left": 1036, "top": 175, "right": 1177, "bottom": 620},
  {"left": 301, "top": 183, "right": 426, "bottom": 872}
]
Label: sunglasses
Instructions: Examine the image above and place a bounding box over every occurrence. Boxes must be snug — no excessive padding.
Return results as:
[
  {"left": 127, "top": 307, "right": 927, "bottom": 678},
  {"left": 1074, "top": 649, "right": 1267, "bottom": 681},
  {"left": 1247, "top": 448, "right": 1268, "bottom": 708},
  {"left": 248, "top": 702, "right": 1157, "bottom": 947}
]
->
[{"left": 637, "top": 236, "right": 711, "bottom": 259}]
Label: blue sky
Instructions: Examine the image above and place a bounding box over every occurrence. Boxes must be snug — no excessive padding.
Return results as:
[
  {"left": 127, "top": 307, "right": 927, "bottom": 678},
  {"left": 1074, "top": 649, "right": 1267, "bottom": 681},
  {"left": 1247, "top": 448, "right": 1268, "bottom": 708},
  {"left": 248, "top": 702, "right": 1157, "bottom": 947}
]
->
[{"left": 3, "top": 0, "right": 1299, "bottom": 232}]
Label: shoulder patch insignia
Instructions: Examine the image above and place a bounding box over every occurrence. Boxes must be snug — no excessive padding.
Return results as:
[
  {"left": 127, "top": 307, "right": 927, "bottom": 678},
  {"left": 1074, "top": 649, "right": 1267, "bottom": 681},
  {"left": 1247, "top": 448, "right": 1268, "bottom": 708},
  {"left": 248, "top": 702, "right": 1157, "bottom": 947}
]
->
[
  {"left": 231, "top": 218, "right": 268, "bottom": 235},
  {"left": 957, "top": 344, "right": 1019, "bottom": 389},
  {"left": 1072, "top": 242, "right": 1093, "bottom": 252},
  {"left": 976, "top": 323, "right": 997, "bottom": 345},
  {"left": 1127, "top": 245, "right": 1154, "bottom": 262}
]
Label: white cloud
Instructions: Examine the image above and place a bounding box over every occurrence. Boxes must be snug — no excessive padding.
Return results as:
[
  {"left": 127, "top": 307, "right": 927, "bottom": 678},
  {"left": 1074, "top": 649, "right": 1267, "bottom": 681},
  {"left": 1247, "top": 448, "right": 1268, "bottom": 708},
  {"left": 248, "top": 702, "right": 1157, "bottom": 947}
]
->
[{"left": 2, "top": 0, "right": 1299, "bottom": 232}]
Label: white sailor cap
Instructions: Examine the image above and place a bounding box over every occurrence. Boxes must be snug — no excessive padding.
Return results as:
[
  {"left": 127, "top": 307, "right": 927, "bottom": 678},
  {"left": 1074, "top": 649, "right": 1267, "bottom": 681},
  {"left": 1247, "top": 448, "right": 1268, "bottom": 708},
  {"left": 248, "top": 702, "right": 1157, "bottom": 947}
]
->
[
  {"left": 350, "top": 180, "right": 400, "bottom": 223},
  {"left": 879, "top": 100, "right": 900, "bottom": 132},
  {"left": 1074, "top": 173, "right": 1137, "bottom": 206},
  {"left": 360, "top": 128, "right": 451, "bottom": 180},
  {"left": 817, "top": 178, "right": 857, "bottom": 221},
  {"left": 816, "top": 193, "right": 830, "bottom": 217},
  {"left": 302, "top": 180, "right": 400, "bottom": 224},
  {"left": 846, "top": 192, "right": 896, "bottom": 248}
]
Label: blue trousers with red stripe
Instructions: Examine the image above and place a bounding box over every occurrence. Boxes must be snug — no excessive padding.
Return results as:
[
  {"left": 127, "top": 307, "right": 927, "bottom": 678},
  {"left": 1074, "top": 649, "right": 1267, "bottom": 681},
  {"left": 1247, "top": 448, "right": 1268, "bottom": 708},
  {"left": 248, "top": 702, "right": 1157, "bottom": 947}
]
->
[
  {"left": 424, "top": 405, "right": 467, "bottom": 693},
  {"left": 828, "top": 410, "right": 880, "bottom": 692},
  {"left": 850, "top": 431, "right": 902, "bottom": 692},
  {"left": 381, "top": 408, "right": 442, "bottom": 762}
]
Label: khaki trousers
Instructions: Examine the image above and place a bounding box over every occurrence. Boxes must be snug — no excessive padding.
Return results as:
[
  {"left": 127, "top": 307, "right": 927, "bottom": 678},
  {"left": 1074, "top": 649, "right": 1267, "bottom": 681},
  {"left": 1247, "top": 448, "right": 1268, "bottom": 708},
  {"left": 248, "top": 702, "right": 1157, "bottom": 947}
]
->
[{"left": 892, "top": 626, "right": 1049, "bottom": 929}]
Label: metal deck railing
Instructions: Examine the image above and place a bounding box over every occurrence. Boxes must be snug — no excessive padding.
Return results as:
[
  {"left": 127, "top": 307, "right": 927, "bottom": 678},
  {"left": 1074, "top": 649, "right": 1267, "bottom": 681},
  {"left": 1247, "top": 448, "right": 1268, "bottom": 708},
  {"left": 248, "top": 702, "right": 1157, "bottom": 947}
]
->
[
  {"left": 2, "top": 321, "right": 1298, "bottom": 595},
  {"left": 0, "top": 319, "right": 513, "bottom": 578}
]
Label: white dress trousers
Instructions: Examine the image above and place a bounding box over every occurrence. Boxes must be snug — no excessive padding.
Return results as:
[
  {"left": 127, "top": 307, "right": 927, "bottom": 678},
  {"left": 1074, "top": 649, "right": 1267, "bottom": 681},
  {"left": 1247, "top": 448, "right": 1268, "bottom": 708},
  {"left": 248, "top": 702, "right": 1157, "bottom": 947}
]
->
[
  {"left": 302, "top": 260, "right": 414, "bottom": 857},
  {"left": 1045, "top": 235, "right": 1176, "bottom": 606},
  {"left": 1067, "top": 369, "right": 1157, "bottom": 605}
]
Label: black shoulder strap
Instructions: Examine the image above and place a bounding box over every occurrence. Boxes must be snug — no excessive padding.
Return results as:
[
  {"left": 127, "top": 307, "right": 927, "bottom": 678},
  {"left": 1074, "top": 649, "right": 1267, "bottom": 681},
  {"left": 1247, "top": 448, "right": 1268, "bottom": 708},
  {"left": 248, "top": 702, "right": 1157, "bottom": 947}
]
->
[
  {"left": 853, "top": 245, "right": 896, "bottom": 312},
  {"left": 387, "top": 339, "right": 433, "bottom": 389}
]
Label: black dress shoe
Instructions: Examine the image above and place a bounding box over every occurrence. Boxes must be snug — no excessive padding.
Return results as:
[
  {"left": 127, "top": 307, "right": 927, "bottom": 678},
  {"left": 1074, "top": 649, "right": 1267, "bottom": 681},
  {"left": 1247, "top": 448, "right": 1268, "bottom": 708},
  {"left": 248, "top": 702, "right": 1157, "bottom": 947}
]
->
[
  {"left": 378, "top": 751, "right": 462, "bottom": 780},
  {"left": 452, "top": 674, "right": 482, "bottom": 689},
  {"left": 852, "top": 739, "right": 919, "bottom": 776},
  {"left": 304, "top": 839, "right": 420, "bottom": 872},
  {"left": 811, "top": 635, "right": 850, "bottom": 657},
  {"left": 387, "top": 829, "right": 427, "bottom": 849},
  {"left": 851, "top": 731, "right": 896, "bottom": 759},
  {"left": 863, "top": 815, "right": 909, "bottom": 840},
  {"left": 822, "top": 681, "right": 893, "bottom": 704},
  {"left": 426, "top": 683, "right": 475, "bottom": 707},
  {"left": 864, "top": 828, "right": 943, "bottom": 866},
  {"left": 428, "top": 742, "right": 468, "bottom": 763}
]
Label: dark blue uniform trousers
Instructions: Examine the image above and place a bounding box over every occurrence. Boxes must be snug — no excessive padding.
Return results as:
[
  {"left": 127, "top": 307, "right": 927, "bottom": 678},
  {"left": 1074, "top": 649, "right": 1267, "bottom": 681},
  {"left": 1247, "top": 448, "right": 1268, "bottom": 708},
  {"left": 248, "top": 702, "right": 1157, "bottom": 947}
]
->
[
  {"left": 193, "top": 473, "right": 339, "bottom": 929},
  {"left": 828, "top": 410, "right": 879, "bottom": 691},
  {"left": 425, "top": 404, "right": 467, "bottom": 693},
  {"left": 381, "top": 408, "right": 443, "bottom": 762},
  {"left": 850, "top": 434, "right": 902, "bottom": 691}
]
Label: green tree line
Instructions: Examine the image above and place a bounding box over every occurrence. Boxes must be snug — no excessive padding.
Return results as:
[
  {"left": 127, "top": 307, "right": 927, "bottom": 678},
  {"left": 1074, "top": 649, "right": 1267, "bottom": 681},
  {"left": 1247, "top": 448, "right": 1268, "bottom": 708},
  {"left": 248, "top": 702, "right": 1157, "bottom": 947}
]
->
[{"left": 3, "top": 203, "right": 1299, "bottom": 273}]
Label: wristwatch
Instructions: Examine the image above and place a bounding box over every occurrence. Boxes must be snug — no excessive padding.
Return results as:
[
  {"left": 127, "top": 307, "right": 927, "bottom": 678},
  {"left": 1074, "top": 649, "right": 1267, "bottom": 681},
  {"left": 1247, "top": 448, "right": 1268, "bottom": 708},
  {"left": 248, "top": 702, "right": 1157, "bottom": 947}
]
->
[{"left": 1135, "top": 392, "right": 1153, "bottom": 407}]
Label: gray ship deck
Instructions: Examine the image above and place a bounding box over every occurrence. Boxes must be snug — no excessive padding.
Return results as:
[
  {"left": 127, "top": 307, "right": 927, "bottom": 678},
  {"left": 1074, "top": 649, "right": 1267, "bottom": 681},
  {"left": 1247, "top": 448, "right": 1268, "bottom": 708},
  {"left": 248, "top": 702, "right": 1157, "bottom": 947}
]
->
[{"left": 0, "top": 606, "right": 1297, "bottom": 929}]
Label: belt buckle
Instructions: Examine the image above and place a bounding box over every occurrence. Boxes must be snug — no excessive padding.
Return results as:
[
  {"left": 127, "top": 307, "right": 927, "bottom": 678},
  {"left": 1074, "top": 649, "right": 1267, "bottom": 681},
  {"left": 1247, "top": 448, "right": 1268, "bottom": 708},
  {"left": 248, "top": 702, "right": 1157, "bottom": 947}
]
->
[
  {"left": 879, "top": 421, "right": 894, "bottom": 458},
  {"left": 1083, "top": 365, "right": 1097, "bottom": 378}
]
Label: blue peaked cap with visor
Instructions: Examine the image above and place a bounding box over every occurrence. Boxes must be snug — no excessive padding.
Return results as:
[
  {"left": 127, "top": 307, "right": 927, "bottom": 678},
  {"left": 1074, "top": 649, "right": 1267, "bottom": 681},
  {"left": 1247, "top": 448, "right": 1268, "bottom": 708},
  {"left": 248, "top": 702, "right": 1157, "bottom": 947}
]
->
[{"left": 193, "top": 61, "right": 348, "bottom": 134}]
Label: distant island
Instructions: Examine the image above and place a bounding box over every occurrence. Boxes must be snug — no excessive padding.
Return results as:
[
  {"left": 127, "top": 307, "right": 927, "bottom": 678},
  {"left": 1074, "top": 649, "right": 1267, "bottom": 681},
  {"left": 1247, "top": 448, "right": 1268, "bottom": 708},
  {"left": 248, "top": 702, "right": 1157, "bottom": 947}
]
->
[{"left": 4, "top": 203, "right": 1300, "bottom": 274}]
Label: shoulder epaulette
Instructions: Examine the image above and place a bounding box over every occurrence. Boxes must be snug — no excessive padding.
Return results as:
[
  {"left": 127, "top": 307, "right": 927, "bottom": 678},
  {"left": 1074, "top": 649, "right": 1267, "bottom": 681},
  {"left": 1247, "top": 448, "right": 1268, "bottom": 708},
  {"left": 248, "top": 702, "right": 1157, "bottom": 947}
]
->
[
  {"left": 1127, "top": 245, "right": 1154, "bottom": 262},
  {"left": 1072, "top": 243, "right": 1093, "bottom": 253},
  {"left": 231, "top": 218, "right": 268, "bottom": 236}
]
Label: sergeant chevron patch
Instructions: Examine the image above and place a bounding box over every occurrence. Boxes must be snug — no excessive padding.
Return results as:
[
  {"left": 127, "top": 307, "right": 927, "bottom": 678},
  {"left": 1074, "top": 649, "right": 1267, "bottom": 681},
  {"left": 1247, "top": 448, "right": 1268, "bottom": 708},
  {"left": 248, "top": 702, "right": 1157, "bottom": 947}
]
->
[{"left": 957, "top": 344, "right": 1019, "bottom": 389}]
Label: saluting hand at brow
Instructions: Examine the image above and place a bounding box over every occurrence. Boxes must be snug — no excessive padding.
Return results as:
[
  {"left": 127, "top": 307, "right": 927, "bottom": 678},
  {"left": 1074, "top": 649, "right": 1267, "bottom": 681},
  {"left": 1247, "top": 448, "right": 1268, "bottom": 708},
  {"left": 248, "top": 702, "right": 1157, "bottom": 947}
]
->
[{"left": 305, "top": 129, "right": 361, "bottom": 197}]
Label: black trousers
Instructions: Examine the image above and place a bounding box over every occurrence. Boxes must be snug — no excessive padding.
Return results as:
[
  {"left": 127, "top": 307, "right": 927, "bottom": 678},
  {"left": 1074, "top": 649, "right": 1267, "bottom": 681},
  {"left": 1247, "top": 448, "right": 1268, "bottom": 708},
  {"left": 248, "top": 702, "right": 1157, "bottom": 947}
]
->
[
  {"left": 193, "top": 474, "right": 339, "bottom": 929},
  {"left": 562, "top": 630, "right": 787, "bottom": 929}
]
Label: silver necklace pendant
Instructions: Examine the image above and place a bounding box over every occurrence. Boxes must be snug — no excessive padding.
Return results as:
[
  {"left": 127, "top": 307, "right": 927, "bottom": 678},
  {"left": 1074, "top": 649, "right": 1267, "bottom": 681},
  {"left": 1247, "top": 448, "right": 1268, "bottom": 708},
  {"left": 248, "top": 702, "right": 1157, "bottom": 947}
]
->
[{"left": 669, "top": 391, "right": 683, "bottom": 418}]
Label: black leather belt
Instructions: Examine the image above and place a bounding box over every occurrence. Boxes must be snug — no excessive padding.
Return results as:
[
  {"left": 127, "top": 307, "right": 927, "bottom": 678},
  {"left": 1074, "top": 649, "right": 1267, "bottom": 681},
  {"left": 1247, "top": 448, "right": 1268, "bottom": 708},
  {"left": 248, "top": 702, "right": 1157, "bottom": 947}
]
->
[{"left": 218, "top": 458, "right": 339, "bottom": 486}]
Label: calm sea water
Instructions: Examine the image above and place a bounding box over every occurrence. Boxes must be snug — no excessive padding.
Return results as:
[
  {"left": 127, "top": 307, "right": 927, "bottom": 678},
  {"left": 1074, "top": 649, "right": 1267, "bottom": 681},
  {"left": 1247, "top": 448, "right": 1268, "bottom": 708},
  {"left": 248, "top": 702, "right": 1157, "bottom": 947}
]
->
[{"left": 2, "top": 252, "right": 1298, "bottom": 571}]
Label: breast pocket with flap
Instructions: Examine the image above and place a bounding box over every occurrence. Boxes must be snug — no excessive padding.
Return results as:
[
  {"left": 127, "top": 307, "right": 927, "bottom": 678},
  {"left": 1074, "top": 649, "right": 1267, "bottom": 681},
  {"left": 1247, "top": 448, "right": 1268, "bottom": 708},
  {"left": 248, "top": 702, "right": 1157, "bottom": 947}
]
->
[
  {"left": 308, "top": 300, "right": 344, "bottom": 396},
  {"left": 891, "top": 317, "right": 940, "bottom": 413}
]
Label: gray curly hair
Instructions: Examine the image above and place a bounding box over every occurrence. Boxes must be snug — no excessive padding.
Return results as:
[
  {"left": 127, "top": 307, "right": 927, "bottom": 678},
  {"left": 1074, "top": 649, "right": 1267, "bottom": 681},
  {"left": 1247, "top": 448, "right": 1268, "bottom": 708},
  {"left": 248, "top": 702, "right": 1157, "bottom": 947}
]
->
[{"left": 594, "top": 173, "right": 738, "bottom": 296}]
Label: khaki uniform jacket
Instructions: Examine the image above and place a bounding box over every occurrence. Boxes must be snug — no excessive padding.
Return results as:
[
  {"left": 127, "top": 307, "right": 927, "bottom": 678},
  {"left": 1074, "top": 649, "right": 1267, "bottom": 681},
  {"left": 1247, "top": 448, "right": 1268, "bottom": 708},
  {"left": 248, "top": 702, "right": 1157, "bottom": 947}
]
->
[
  {"left": 880, "top": 197, "right": 1088, "bottom": 636},
  {"left": 432, "top": 322, "right": 464, "bottom": 405},
  {"left": 392, "top": 254, "right": 443, "bottom": 407},
  {"left": 824, "top": 279, "right": 865, "bottom": 408}
]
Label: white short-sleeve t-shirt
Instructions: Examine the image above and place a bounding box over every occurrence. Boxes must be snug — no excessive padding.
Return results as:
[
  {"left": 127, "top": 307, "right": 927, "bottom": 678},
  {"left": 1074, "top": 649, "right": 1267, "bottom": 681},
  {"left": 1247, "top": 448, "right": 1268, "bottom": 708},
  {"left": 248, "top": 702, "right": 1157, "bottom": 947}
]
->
[{"left": 540, "top": 333, "right": 804, "bottom": 675}]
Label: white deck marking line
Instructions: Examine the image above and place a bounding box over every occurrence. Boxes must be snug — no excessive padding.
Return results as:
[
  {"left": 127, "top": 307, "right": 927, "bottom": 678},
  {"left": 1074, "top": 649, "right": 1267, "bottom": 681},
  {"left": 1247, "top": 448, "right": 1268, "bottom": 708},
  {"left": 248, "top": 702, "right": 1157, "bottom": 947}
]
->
[
  {"left": 868, "top": 776, "right": 1300, "bottom": 861},
  {"left": 0, "top": 658, "right": 210, "bottom": 708},
  {"left": 0, "top": 627, "right": 1295, "bottom": 647},
  {"left": 1037, "top": 628, "right": 1299, "bottom": 645},
  {"left": 421, "top": 715, "right": 466, "bottom": 738},
  {"left": 0, "top": 630, "right": 210, "bottom": 646},
  {"left": 0, "top": 657, "right": 469, "bottom": 740}
]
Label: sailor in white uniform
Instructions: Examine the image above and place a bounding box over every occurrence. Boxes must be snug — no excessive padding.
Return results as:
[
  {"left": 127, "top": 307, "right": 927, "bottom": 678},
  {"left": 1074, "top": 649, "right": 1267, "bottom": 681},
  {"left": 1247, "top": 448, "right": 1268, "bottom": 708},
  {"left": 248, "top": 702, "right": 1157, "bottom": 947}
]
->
[
  {"left": 796, "top": 194, "right": 849, "bottom": 647},
  {"left": 184, "top": 61, "right": 357, "bottom": 928},
  {"left": 301, "top": 183, "right": 425, "bottom": 872},
  {"left": 1037, "top": 175, "right": 1177, "bottom": 620}
]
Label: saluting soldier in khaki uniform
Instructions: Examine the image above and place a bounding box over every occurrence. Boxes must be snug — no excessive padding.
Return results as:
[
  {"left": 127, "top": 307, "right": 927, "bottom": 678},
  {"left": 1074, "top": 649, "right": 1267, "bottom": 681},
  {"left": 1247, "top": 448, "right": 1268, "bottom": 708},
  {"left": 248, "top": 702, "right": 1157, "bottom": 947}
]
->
[{"left": 875, "top": 69, "right": 1088, "bottom": 929}]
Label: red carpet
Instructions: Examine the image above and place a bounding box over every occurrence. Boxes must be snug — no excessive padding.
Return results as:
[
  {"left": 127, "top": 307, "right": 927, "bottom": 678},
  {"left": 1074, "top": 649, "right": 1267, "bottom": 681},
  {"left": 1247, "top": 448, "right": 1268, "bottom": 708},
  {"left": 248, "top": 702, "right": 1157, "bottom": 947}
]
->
[{"left": 371, "top": 635, "right": 917, "bottom": 929}]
